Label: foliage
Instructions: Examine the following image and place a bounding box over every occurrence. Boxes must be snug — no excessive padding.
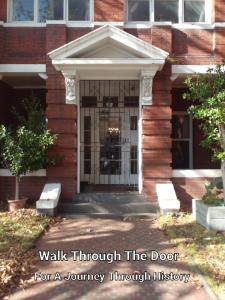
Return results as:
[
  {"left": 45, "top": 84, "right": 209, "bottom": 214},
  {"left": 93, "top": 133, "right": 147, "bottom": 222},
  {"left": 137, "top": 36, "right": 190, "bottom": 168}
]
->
[
  {"left": 202, "top": 177, "right": 224, "bottom": 206},
  {"left": 0, "top": 125, "right": 55, "bottom": 176},
  {"left": 183, "top": 60, "right": 225, "bottom": 161},
  {"left": 0, "top": 95, "right": 57, "bottom": 199},
  {"left": 156, "top": 213, "right": 225, "bottom": 299}
]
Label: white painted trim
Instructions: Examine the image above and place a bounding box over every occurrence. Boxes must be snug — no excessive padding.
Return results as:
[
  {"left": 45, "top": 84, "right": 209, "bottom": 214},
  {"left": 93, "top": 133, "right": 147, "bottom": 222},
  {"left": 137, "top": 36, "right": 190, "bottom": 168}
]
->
[
  {"left": 172, "top": 65, "right": 216, "bottom": 75},
  {"left": 67, "top": 22, "right": 94, "bottom": 28},
  {"left": 172, "top": 169, "right": 221, "bottom": 178},
  {"left": 0, "top": 169, "right": 46, "bottom": 177},
  {"left": 53, "top": 58, "right": 165, "bottom": 66},
  {"left": 48, "top": 25, "right": 168, "bottom": 60},
  {"left": 215, "top": 23, "right": 225, "bottom": 28},
  {"left": 172, "top": 23, "right": 214, "bottom": 29},
  {"left": 94, "top": 22, "right": 124, "bottom": 26},
  {"left": 3, "top": 22, "right": 46, "bottom": 27},
  {"left": 0, "top": 64, "right": 46, "bottom": 73},
  {"left": 46, "top": 20, "right": 66, "bottom": 25}
]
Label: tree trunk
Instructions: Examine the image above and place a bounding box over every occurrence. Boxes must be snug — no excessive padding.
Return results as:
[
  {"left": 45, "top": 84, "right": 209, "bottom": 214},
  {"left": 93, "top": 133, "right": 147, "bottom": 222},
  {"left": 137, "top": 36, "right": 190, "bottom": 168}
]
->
[{"left": 15, "top": 175, "right": 20, "bottom": 200}]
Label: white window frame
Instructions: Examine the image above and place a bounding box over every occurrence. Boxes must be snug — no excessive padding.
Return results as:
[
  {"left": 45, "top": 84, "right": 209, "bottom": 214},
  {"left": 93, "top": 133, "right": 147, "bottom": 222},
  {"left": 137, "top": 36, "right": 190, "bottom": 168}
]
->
[
  {"left": 172, "top": 111, "right": 193, "bottom": 169},
  {"left": 7, "top": 0, "right": 93, "bottom": 26},
  {"left": 126, "top": 0, "right": 211, "bottom": 26}
]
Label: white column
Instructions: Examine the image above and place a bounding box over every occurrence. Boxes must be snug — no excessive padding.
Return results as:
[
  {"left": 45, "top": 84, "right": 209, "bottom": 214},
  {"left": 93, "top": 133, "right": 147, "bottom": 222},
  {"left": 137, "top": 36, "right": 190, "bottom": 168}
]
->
[
  {"left": 63, "top": 71, "right": 78, "bottom": 105},
  {"left": 140, "top": 70, "right": 154, "bottom": 106}
]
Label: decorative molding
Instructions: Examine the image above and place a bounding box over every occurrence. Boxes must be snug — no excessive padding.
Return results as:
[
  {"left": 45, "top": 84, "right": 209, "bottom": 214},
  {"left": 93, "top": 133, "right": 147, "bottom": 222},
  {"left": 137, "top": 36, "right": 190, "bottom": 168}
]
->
[
  {"left": 63, "top": 72, "right": 77, "bottom": 105},
  {"left": 172, "top": 169, "right": 221, "bottom": 178},
  {"left": 140, "top": 71, "right": 155, "bottom": 106},
  {"left": 0, "top": 169, "right": 46, "bottom": 177}
]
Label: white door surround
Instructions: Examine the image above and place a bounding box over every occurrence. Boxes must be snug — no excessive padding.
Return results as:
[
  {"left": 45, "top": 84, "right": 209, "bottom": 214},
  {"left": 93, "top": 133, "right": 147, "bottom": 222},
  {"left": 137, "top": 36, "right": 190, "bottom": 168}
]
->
[{"left": 49, "top": 24, "right": 169, "bottom": 193}]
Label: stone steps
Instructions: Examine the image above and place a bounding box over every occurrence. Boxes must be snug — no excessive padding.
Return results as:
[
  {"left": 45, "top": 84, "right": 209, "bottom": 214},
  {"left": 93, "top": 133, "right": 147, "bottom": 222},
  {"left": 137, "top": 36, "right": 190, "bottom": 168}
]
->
[{"left": 58, "top": 193, "right": 159, "bottom": 219}]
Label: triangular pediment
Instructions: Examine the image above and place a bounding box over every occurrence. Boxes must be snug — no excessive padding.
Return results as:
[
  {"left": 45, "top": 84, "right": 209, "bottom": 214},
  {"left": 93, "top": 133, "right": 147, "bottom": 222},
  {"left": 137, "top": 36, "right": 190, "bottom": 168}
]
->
[{"left": 48, "top": 25, "right": 168, "bottom": 61}]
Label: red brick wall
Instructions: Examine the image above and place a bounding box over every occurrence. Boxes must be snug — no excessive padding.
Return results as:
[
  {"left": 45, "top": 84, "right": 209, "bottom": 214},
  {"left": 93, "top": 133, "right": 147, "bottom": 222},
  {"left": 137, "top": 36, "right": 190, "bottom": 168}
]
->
[
  {"left": 172, "top": 29, "right": 214, "bottom": 57},
  {"left": 215, "top": 0, "right": 225, "bottom": 22},
  {"left": 0, "top": 0, "right": 7, "bottom": 21},
  {"left": 143, "top": 64, "right": 173, "bottom": 201},
  {"left": 2, "top": 28, "right": 46, "bottom": 64},
  {"left": 94, "top": 0, "right": 124, "bottom": 21},
  {"left": 173, "top": 177, "right": 209, "bottom": 211},
  {"left": 46, "top": 24, "right": 77, "bottom": 201},
  {"left": 0, "top": 176, "right": 47, "bottom": 205}
]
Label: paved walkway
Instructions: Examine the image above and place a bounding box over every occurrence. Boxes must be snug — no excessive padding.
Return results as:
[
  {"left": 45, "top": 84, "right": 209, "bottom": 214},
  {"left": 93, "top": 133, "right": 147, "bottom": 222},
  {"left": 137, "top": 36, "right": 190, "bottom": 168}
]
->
[{"left": 11, "top": 218, "right": 210, "bottom": 300}]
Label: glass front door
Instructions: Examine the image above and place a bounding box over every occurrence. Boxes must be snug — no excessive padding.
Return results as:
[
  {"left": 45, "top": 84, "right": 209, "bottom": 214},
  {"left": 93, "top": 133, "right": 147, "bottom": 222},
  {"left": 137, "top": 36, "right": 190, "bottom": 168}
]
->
[{"left": 80, "top": 80, "right": 139, "bottom": 188}]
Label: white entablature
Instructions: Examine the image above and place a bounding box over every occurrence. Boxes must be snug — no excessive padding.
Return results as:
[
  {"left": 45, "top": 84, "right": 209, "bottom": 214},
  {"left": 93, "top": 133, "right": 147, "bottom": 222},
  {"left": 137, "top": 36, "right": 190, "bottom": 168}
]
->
[{"left": 48, "top": 25, "right": 168, "bottom": 105}]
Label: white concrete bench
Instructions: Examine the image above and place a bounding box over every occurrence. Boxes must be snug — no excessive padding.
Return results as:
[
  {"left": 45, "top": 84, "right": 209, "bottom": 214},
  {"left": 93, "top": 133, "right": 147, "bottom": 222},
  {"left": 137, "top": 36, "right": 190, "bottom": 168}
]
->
[
  {"left": 156, "top": 183, "right": 180, "bottom": 214},
  {"left": 36, "top": 183, "right": 61, "bottom": 216}
]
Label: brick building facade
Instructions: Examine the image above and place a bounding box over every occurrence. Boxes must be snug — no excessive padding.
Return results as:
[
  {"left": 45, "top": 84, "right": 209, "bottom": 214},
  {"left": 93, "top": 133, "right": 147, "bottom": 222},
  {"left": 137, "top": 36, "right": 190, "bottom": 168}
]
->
[{"left": 0, "top": 0, "right": 224, "bottom": 208}]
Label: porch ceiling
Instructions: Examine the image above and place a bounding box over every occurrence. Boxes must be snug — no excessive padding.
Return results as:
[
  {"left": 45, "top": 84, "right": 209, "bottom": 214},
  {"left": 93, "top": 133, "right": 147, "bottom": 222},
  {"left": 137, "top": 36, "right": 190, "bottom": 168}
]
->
[{"left": 1, "top": 73, "right": 45, "bottom": 89}]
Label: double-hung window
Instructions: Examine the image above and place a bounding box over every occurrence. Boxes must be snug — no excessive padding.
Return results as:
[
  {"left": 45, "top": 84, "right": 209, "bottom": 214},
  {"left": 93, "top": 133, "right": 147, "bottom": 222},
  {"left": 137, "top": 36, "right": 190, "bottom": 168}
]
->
[
  {"left": 127, "top": 0, "right": 207, "bottom": 23},
  {"left": 10, "top": 0, "right": 91, "bottom": 23}
]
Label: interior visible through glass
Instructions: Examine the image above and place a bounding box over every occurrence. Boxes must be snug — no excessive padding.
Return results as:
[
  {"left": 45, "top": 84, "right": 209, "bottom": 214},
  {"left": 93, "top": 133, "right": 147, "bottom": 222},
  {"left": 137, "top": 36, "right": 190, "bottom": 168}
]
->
[
  {"left": 128, "top": 0, "right": 150, "bottom": 22},
  {"left": 39, "top": 0, "right": 64, "bottom": 22},
  {"left": 69, "top": 0, "right": 90, "bottom": 21},
  {"left": 184, "top": 0, "right": 205, "bottom": 22},
  {"left": 12, "top": 0, "right": 34, "bottom": 21},
  {"left": 99, "top": 116, "right": 121, "bottom": 175},
  {"left": 154, "top": 0, "right": 179, "bottom": 23}
]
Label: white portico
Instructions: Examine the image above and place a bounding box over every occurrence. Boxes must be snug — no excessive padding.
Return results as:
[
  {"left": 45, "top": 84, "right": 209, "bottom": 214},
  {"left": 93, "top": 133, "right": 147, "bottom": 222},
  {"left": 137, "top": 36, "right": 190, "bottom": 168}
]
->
[{"left": 48, "top": 25, "right": 168, "bottom": 192}]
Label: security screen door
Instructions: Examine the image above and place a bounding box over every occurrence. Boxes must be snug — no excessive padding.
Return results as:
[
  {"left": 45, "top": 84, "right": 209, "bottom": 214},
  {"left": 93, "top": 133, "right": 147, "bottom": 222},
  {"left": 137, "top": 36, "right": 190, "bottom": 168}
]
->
[{"left": 80, "top": 80, "right": 139, "bottom": 188}]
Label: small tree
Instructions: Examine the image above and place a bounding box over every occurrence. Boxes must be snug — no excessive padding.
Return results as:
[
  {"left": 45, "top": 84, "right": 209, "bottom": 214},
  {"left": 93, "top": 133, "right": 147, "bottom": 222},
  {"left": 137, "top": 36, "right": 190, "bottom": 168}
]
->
[
  {"left": 183, "top": 60, "right": 225, "bottom": 202},
  {"left": 0, "top": 95, "right": 56, "bottom": 200}
]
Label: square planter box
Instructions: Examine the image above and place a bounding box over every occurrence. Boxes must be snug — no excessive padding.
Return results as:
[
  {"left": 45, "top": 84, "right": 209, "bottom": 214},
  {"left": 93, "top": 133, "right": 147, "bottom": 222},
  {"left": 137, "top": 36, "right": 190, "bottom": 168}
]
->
[{"left": 192, "top": 199, "right": 225, "bottom": 231}]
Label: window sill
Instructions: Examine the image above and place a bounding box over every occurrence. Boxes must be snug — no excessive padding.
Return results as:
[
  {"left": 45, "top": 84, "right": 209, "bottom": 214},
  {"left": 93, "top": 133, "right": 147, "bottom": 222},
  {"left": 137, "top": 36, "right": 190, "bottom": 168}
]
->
[
  {"left": 172, "top": 169, "right": 221, "bottom": 178},
  {"left": 125, "top": 22, "right": 214, "bottom": 29},
  {"left": 0, "top": 169, "right": 46, "bottom": 177}
]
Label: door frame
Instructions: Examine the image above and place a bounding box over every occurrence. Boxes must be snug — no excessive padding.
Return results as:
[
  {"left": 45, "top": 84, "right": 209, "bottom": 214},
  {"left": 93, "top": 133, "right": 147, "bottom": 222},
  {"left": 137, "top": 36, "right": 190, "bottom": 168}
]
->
[{"left": 77, "top": 78, "right": 143, "bottom": 194}]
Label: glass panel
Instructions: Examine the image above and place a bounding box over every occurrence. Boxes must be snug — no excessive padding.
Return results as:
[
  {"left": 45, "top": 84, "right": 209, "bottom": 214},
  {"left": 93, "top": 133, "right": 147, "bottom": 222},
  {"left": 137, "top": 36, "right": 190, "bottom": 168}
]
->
[
  {"left": 128, "top": 0, "right": 150, "bottom": 22},
  {"left": 124, "top": 96, "right": 139, "bottom": 107},
  {"left": 172, "top": 115, "right": 190, "bottom": 139},
  {"left": 172, "top": 141, "right": 189, "bottom": 169},
  {"left": 69, "top": 0, "right": 90, "bottom": 21},
  {"left": 184, "top": 0, "right": 205, "bottom": 22},
  {"left": 130, "top": 145, "right": 138, "bottom": 174},
  {"left": 39, "top": 0, "right": 64, "bottom": 22},
  {"left": 99, "top": 116, "right": 121, "bottom": 175},
  {"left": 154, "top": 0, "right": 179, "bottom": 23},
  {"left": 130, "top": 116, "right": 138, "bottom": 131},
  {"left": 82, "top": 96, "right": 97, "bottom": 108},
  {"left": 12, "top": 0, "right": 34, "bottom": 21},
  {"left": 103, "top": 97, "right": 118, "bottom": 108},
  {"left": 84, "top": 160, "right": 91, "bottom": 174}
]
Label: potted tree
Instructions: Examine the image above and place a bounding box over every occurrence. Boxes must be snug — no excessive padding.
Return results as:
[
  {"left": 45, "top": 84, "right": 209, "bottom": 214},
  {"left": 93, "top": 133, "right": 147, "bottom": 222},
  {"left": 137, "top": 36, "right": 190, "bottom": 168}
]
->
[
  {"left": 183, "top": 60, "right": 225, "bottom": 230},
  {"left": 0, "top": 95, "right": 56, "bottom": 211}
]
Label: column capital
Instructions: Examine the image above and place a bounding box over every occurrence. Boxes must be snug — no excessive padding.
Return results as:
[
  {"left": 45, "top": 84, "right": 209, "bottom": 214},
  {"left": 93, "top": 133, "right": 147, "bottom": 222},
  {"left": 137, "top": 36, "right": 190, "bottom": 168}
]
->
[
  {"left": 140, "top": 71, "right": 154, "bottom": 106},
  {"left": 63, "top": 71, "right": 78, "bottom": 105}
]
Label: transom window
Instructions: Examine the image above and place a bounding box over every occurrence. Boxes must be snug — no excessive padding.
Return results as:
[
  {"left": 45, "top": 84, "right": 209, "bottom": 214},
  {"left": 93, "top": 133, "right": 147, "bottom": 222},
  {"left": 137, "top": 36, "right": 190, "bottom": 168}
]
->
[
  {"left": 127, "top": 0, "right": 208, "bottom": 23},
  {"left": 9, "top": 0, "right": 91, "bottom": 22}
]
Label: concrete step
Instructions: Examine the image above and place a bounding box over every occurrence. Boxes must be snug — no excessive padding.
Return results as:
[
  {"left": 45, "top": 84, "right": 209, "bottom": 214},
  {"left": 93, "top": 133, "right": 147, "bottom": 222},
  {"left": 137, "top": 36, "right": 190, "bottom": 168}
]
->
[{"left": 58, "top": 193, "right": 159, "bottom": 219}]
